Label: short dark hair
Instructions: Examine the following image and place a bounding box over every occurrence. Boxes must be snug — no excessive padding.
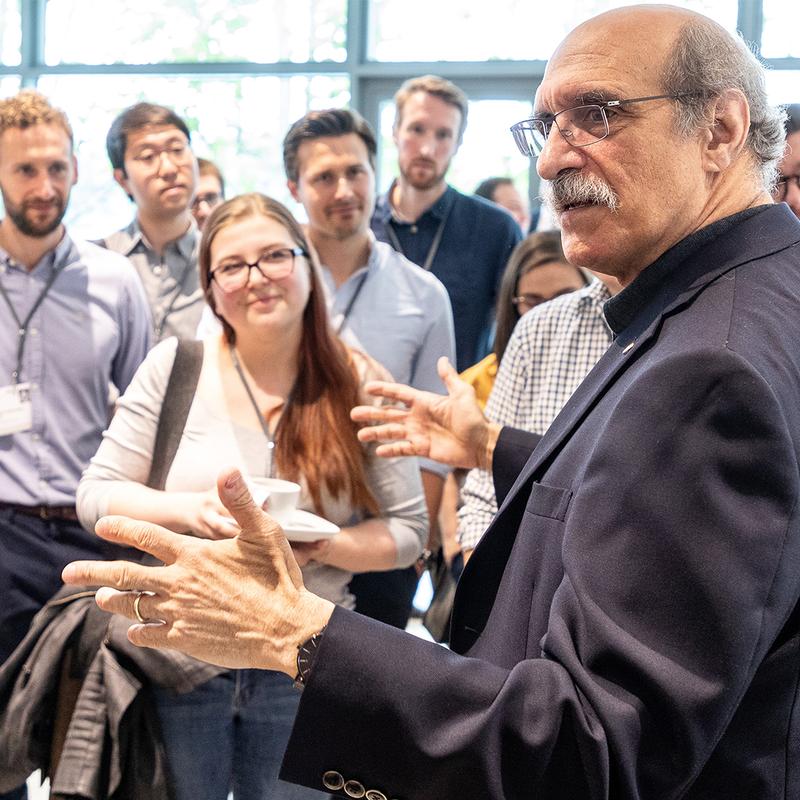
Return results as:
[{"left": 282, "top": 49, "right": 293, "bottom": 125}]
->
[
  {"left": 106, "top": 102, "right": 191, "bottom": 174},
  {"left": 474, "top": 177, "right": 513, "bottom": 202},
  {"left": 785, "top": 105, "right": 800, "bottom": 138},
  {"left": 197, "top": 157, "right": 225, "bottom": 198},
  {"left": 283, "top": 108, "right": 377, "bottom": 184}
]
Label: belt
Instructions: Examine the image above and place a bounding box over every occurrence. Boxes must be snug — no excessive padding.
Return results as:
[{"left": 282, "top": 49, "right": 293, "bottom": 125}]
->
[{"left": 0, "top": 502, "right": 79, "bottom": 521}]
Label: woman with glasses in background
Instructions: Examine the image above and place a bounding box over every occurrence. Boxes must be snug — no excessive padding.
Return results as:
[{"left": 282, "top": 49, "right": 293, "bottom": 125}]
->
[
  {"left": 461, "top": 230, "right": 587, "bottom": 408},
  {"left": 774, "top": 104, "right": 800, "bottom": 220},
  {"left": 77, "top": 193, "right": 427, "bottom": 800}
]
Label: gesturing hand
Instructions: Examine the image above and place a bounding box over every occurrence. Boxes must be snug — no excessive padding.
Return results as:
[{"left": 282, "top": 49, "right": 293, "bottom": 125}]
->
[
  {"left": 351, "top": 356, "right": 500, "bottom": 470},
  {"left": 62, "top": 468, "right": 334, "bottom": 675}
]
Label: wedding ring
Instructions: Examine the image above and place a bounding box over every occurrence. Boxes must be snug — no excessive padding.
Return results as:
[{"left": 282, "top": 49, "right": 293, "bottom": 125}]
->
[{"left": 133, "top": 591, "right": 148, "bottom": 623}]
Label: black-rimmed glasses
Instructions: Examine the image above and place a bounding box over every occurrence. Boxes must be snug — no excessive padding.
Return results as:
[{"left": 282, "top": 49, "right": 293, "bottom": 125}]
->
[
  {"left": 510, "top": 94, "right": 692, "bottom": 157},
  {"left": 210, "top": 247, "right": 308, "bottom": 293},
  {"left": 773, "top": 174, "right": 800, "bottom": 202}
]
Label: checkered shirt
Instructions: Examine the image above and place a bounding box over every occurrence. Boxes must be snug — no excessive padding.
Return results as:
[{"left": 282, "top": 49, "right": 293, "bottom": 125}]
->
[{"left": 458, "top": 278, "right": 614, "bottom": 551}]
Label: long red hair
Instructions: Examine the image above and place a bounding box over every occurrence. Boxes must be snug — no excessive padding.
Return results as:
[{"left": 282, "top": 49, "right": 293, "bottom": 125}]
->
[{"left": 199, "top": 193, "right": 379, "bottom": 515}]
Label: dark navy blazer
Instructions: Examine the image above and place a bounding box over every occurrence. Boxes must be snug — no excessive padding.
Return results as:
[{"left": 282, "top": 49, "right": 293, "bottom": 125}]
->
[{"left": 283, "top": 204, "right": 800, "bottom": 800}]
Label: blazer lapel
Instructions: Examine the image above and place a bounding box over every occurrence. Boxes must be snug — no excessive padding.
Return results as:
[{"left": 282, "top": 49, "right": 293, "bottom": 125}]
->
[{"left": 452, "top": 205, "right": 800, "bottom": 652}]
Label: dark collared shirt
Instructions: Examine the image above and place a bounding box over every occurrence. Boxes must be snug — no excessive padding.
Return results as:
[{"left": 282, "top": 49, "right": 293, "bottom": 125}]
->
[
  {"left": 604, "top": 205, "right": 771, "bottom": 335},
  {"left": 372, "top": 184, "right": 522, "bottom": 371},
  {"left": 101, "top": 218, "right": 202, "bottom": 342}
]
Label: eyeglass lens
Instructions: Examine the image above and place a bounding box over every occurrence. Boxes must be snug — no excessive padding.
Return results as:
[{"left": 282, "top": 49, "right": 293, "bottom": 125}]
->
[
  {"left": 213, "top": 249, "right": 299, "bottom": 291},
  {"left": 512, "top": 105, "right": 610, "bottom": 156}
]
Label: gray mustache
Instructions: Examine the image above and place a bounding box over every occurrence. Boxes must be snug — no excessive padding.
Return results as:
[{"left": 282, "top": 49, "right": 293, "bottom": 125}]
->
[{"left": 541, "top": 172, "right": 619, "bottom": 213}]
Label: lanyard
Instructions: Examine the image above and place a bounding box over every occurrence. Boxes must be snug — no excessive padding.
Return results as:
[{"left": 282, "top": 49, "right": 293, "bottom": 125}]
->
[
  {"left": 0, "top": 260, "right": 66, "bottom": 383},
  {"left": 335, "top": 270, "right": 369, "bottom": 335},
  {"left": 230, "top": 347, "right": 294, "bottom": 479},
  {"left": 153, "top": 258, "right": 195, "bottom": 340},
  {"left": 386, "top": 197, "right": 454, "bottom": 272}
]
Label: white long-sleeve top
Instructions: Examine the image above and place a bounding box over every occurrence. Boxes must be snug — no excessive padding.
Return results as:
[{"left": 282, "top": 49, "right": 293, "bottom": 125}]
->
[{"left": 78, "top": 336, "right": 428, "bottom": 609}]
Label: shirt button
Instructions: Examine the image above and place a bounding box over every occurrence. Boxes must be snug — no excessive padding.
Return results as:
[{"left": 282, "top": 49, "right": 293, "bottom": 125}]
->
[
  {"left": 30, "top": 328, "right": 38, "bottom": 336},
  {"left": 365, "top": 790, "right": 388, "bottom": 800},
  {"left": 153, "top": 265, "right": 164, "bottom": 277},
  {"left": 344, "top": 780, "right": 366, "bottom": 798},
  {"left": 322, "top": 771, "right": 344, "bottom": 791},
  {"left": 32, "top": 433, "right": 40, "bottom": 441}
]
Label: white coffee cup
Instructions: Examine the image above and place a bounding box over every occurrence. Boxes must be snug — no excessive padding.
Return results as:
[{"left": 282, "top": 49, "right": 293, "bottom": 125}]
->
[{"left": 247, "top": 477, "right": 301, "bottom": 525}]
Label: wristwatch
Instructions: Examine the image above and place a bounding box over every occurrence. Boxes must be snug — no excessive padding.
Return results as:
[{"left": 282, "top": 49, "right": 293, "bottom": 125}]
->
[{"left": 294, "top": 626, "right": 327, "bottom": 690}]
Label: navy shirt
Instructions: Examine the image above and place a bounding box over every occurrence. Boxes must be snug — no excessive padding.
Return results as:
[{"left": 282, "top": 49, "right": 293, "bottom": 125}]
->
[{"left": 372, "top": 185, "right": 522, "bottom": 372}]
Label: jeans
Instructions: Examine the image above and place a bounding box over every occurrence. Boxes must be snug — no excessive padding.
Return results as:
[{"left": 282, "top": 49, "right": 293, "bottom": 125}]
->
[{"left": 153, "top": 670, "right": 326, "bottom": 800}]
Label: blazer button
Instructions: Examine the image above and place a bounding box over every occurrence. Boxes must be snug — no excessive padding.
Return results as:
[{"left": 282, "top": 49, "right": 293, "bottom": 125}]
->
[
  {"left": 366, "top": 790, "right": 388, "bottom": 800},
  {"left": 344, "top": 780, "right": 366, "bottom": 798},
  {"left": 322, "top": 771, "right": 344, "bottom": 791}
]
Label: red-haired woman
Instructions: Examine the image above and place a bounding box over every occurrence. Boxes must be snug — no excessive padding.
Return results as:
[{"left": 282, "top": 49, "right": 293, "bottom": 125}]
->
[{"left": 77, "top": 193, "right": 427, "bottom": 800}]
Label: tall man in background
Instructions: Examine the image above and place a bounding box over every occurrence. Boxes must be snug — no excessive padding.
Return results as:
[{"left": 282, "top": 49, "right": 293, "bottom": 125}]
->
[
  {"left": 284, "top": 108, "right": 455, "bottom": 628},
  {"left": 101, "top": 102, "right": 202, "bottom": 342},
  {"left": 0, "top": 91, "right": 150, "bottom": 800},
  {"left": 371, "top": 75, "right": 521, "bottom": 371}
]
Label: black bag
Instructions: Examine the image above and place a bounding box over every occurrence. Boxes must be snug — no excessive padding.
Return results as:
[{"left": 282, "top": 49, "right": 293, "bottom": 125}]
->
[{"left": 422, "top": 549, "right": 462, "bottom": 644}]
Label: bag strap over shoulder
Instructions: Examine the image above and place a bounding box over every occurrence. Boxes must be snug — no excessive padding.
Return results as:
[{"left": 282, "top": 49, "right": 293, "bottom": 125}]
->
[{"left": 146, "top": 339, "right": 204, "bottom": 490}]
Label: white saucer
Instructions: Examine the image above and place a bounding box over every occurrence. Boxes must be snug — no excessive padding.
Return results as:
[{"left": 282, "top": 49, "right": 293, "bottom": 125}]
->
[{"left": 281, "top": 509, "right": 340, "bottom": 542}]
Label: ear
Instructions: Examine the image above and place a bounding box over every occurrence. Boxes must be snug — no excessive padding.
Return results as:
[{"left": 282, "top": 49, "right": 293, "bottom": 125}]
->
[
  {"left": 701, "top": 88, "right": 750, "bottom": 175},
  {"left": 71, "top": 153, "right": 79, "bottom": 187},
  {"left": 113, "top": 167, "right": 133, "bottom": 201}
]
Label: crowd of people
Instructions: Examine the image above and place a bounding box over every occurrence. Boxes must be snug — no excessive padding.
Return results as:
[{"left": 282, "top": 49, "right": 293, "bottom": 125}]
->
[{"left": 2, "top": 3, "right": 800, "bottom": 799}]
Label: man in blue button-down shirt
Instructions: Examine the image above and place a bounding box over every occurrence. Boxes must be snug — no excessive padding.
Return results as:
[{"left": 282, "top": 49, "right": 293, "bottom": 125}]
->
[
  {"left": 0, "top": 92, "right": 151, "bottom": 719},
  {"left": 284, "top": 108, "right": 456, "bottom": 629}
]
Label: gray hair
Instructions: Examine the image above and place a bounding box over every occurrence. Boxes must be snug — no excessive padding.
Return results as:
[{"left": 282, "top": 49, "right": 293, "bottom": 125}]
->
[{"left": 660, "top": 18, "right": 786, "bottom": 190}]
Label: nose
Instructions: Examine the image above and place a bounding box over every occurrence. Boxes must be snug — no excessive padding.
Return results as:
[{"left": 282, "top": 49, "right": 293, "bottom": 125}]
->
[
  {"left": 536, "top": 123, "right": 584, "bottom": 182},
  {"left": 157, "top": 151, "right": 179, "bottom": 178},
  {"left": 33, "top": 172, "right": 57, "bottom": 199},
  {"left": 334, "top": 176, "right": 355, "bottom": 200}
]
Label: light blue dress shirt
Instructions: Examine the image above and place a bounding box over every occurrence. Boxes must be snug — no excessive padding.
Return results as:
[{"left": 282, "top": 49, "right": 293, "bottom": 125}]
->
[
  {"left": 0, "top": 232, "right": 152, "bottom": 506},
  {"left": 322, "top": 239, "right": 456, "bottom": 479}
]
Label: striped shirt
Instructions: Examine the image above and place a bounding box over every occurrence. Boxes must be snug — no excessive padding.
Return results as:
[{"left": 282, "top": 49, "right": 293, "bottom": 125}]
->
[{"left": 458, "top": 278, "right": 614, "bottom": 551}]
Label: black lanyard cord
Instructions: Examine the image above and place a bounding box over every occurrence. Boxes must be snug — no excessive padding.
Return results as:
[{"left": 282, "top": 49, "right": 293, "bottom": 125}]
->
[{"left": 0, "top": 260, "right": 66, "bottom": 383}]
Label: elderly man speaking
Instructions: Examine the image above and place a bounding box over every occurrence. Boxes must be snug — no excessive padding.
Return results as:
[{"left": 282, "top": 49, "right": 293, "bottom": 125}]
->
[{"left": 64, "top": 6, "right": 800, "bottom": 799}]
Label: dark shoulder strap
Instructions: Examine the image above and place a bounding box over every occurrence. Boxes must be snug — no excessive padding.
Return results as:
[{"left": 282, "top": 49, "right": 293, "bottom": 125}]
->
[{"left": 146, "top": 340, "right": 204, "bottom": 490}]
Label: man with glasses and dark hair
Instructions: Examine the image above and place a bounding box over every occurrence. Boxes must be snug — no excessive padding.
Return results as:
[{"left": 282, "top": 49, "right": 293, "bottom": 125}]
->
[
  {"left": 100, "top": 102, "right": 201, "bottom": 342},
  {"left": 65, "top": 7, "right": 800, "bottom": 799},
  {"left": 773, "top": 104, "right": 800, "bottom": 218}
]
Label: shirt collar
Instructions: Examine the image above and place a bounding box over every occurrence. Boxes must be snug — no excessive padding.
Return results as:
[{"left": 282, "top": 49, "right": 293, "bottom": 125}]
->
[
  {"left": 603, "top": 205, "right": 771, "bottom": 334},
  {"left": 0, "top": 228, "right": 78, "bottom": 275},
  {"left": 122, "top": 216, "right": 198, "bottom": 259},
  {"left": 319, "top": 233, "right": 379, "bottom": 290},
  {"left": 381, "top": 180, "right": 455, "bottom": 225}
]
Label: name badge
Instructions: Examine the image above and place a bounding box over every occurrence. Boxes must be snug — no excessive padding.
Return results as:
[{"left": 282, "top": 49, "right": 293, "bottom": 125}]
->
[{"left": 0, "top": 382, "right": 33, "bottom": 436}]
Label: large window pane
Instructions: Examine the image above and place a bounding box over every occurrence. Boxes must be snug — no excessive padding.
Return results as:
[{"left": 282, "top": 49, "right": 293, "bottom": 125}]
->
[
  {"left": 368, "top": 0, "right": 738, "bottom": 62},
  {"left": 377, "top": 98, "right": 533, "bottom": 206},
  {"left": 765, "top": 70, "right": 800, "bottom": 104},
  {"left": 761, "top": 1, "right": 800, "bottom": 58},
  {"left": 38, "top": 74, "right": 349, "bottom": 240},
  {"left": 0, "top": 0, "right": 20, "bottom": 66},
  {"left": 45, "top": 0, "right": 346, "bottom": 65}
]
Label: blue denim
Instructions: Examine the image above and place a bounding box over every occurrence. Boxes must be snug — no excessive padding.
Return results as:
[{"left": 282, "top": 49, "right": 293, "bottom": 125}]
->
[{"left": 153, "top": 669, "right": 326, "bottom": 800}]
